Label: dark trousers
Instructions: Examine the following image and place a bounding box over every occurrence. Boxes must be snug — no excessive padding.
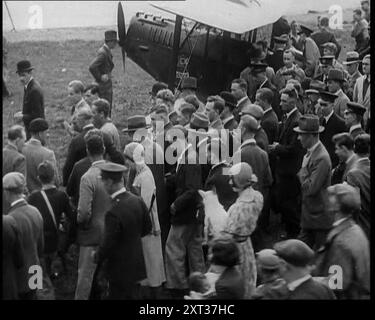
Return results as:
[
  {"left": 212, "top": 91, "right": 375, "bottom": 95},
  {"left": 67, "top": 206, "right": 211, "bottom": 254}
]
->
[
  {"left": 299, "top": 229, "right": 328, "bottom": 250},
  {"left": 98, "top": 83, "right": 113, "bottom": 117},
  {"left": 275, "top": 174, "right": 301, "bottom": 238},
  {"left": 107, "top": 282, "right": 141, "bottom": 300},
  {"left": 19, "top": 290, "right": 37, "bottom": 300}
]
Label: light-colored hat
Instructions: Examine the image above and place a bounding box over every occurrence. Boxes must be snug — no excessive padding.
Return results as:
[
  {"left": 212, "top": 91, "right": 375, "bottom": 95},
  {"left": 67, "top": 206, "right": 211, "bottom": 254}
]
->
[
  {"left": 343, "top": 51, "right": 360, "bottom": 65},
  {"left": 3, "top": 172, "right": 26, "bottom": 190},
  {"left": 256, "top": 249, "right": 281, "bottom": 270},
  {"left": 294, "top": 115, "right": 325, "bottom": 134},
  {"left": 327, "top": 183, "right": 361, "bottom": 211},
  {"left": 228, "top": 162, "right": 258, "bottom": 188}
]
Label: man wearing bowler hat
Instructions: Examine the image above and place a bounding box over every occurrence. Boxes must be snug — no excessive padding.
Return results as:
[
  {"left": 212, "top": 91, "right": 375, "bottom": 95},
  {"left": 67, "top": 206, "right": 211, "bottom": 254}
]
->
[
  {"left": 327, "top": 69, "right": 350, "bottom": 118},
  {"left": 343, "top": 51, "right": 362, "bottom": 100},
  {"left": 15, "top": 60, "right": 45, "bottom": 140},
  {"left": 89, "top": 30, "right": 118, "bottom": 117},
  {"left": 317, "top": 91, "right": 347, "bottom": 168},
  {"left": 294, "top": 115, "right": 332, "bottom": 250}
]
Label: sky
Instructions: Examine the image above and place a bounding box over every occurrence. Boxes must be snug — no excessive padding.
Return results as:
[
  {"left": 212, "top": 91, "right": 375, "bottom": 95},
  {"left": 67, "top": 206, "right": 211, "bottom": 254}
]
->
[{"left": 3, "top": 0, "right": 360, "bottom": 31}]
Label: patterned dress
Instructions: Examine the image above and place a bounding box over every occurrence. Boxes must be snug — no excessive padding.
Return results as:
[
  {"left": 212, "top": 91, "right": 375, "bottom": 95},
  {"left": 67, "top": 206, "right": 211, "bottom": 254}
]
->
[{"left": 224, "top": 187, "right": 264, "bottom": 299}]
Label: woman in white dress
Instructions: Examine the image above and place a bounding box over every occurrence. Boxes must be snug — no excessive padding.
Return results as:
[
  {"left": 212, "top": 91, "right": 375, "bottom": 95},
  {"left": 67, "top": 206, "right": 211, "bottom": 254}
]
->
[{"left": 124, "top": 142, "right": 166, "bottom": 298}]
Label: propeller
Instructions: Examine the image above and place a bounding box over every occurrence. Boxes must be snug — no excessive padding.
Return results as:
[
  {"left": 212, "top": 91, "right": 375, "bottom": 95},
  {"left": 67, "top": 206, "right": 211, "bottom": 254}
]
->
[{"left": 117, "top": 1, "right": 127, "bottom": 73}]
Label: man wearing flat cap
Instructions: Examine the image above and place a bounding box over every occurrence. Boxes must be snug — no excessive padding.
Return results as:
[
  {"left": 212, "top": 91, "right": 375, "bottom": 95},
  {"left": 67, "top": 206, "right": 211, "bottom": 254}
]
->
[
  {"left": 343, "top": 51, "right": 362, "bottom": 100},
  {"left": 274, "top": 239, "right": 335, "bottom": 299},
  {"left": 317, "top": 91, "right": 347, "bottom": 168},
  {"left": 297, "top": 25, "right": 321, "bottom": 77},
  {"left": 15, "top": 60, "right": 45, "bottom": 140},
  {"left": 3, "top": 172, "right": 44, "bottom": 300},
  {"left": 295, "top": 115, "right": 332, "bottom": 250},
  {"left": 93, "top": 161, "right": 152, "bottom": 299},
  {"left": 314, "top": 183, "right": 370, "bottom": 299},
  {"left": 22, "top": 118, "right": 60, "bottom": 193},
  {"left": 344, "top": 102, "right": 366, "bottom": 140},
  {"left": 89, "top": 30, "right": 118, "bottom": 117}
]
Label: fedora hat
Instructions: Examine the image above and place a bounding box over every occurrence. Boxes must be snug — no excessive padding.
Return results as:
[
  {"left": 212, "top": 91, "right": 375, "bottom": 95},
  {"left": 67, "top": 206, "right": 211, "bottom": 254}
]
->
[
  {"left": 181, "top": 77, "right": 197, "bottom": 90},
  {"left": 122, "top": 115, "right": 150, "bottom": 133},
  {"left": 294, "top": 115, "right": 325, "bottom": 134},
  {"left": 343, "top": 51, "right": 360, "bottom": 65},
  {"left": 305, "top": 80, "right": 326, "bottom": 94},
  {"left": 16, "top": 60, "right": 34, "bottom": 74},
  {"left": 327, "top": 69, "right": 345, "bottom": 82},
  {"left": 104, "top": 30, "right": 118, "bottom": 42}
]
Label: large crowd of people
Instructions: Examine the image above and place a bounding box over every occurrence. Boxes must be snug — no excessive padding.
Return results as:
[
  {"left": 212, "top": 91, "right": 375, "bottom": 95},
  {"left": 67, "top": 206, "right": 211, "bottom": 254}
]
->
[{"left": 2, "top": 1, "right": 371, "bottom": 300}]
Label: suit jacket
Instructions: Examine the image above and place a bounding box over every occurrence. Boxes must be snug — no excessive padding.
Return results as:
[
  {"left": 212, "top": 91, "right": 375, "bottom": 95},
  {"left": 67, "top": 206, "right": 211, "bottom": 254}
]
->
[
  {"left": 271, "top": 109, "right": 304, "bottom": 176},
  {"left": 255, "top": 126, "right": 269, "bottom": 152},
  {"left": 345, "top": 70, "right": 362, "bottom": 100},
  {"left": 314, "top": 218, "right": 370, "bottom": 299},
  {"left": 311, "top": 29, "right": 342, "bottom": 58},
  {"left": 212, "top": 266, "right": 245, "bottom": 300},
  {"left": 235, "top": 96, "right": 252, "bottom": 122},
  {"left": 222, "top": 116, "right": 238, "bottom": 131},
  {"left": 97, "top": 190, "right": 152, "bottom": 287},
  {"left": 77, "top": 162, "right": 112, "bottom": 246},
  {"left": 349, "top": 126, "right": 365, "bottom": 140},
  {"left": 3, "top": 143, "right": 25, "bottom": 176},
  {"left": 333, "top": 90, "right": 350, "bottom": 119},
  {"left": 22, "top": 139, "right": 60, "bottom": 193},
  {"left": 345, "top": 158, "right": 370, "bottom": 237},
  {"left": 353, "top": 75, "right": 370, "bottom": 121},
  {"left": 62, "top": 124, "right": 118, "bottom": 186},
  {"left": 233, "top": 140, "right": 273, "bottom": 197},
  {"left": 261, "top": 109, "right": 279, "bottom": 144},
  {"left": 172, "top": 146, "right": 202, "bottom": 225},
  {"left": 319, "top": 112, "right": 347, "bottom": 168},
  {"left": 8, "top": 199, "right": 44, "bottom": 294},
  {"left": 22, "top": 78, "right": 44, "bottom": 128},
  {"left": 89, "top": 44, "right": 114, "bottom": 90},
  {"left": 287, "top": 277, "right": 336, "bottom": 299},
  {"left": 298, "top": 142, "right": 332, "bottom": 230},
  {"left": 2, "top": 215, "right": 25, "bottom": 300}
]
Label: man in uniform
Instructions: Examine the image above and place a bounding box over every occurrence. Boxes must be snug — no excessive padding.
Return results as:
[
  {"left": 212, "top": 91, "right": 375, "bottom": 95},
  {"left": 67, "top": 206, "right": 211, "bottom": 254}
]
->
[{"left": 89, "top": 30, "right": 118, "bottom": 117}]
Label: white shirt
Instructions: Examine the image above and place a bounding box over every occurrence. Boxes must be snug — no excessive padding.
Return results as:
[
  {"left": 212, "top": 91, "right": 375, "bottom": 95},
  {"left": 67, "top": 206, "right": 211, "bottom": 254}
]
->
[
  {"left": 332, "top": 217, "right": 350, "bottom": 227},
  {"left": 24, "top": 76, "right": 34, "bottom": 90},
  {"left": 286, "top": 107, "right": 298, "bottom": 120},
  {"left": 111, "top": 187, "right": 126, "bottom": 199},
  {"left": 10, "top": 198, "right": 25, "bottom": 208},
  {"left": 302, "top": 141, "right": 320, "bottom": 167},
  {"left": 287, "top": 275, "right": 312, "bottom": 291},
  {"left": 324, "top": 110, "right": 334, "bottom": 124},
  {"left": 349, "top": 123, "right": 362, "bottom": 134},
  {"left": 346, "top": 153, "right": 356, "bottom": 164}
]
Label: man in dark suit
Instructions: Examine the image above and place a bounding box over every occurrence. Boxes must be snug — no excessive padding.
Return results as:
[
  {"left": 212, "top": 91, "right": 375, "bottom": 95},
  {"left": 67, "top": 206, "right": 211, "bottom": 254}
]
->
[
  {"left": 318, "top": 91, "right": 347, "bottom": 167},
  {"left": 295, "top": 115, "right": 332, "bottom": 250},
  {"left": 269, "top": 87, "right": 304, "bottom": 238},
  {"left": 344, "top": 102, "right": 366, "bottom": 139},
  {"left": 89, "top": 30, "right": 118, "bottom": 117},
  {"left": 219, "top": 91, "right": 238, "bottom": 131},
  {"left": 274, "top": 239, "right": 336, "bottom": 299},
  {"left": 94, "top": 162, "right": 152, "bottom": 299},
  {"left": 311, "top": 17, "right": 341, "bottom": 58},
  {"left": 256, "top": 88, "right": 279, "bottom": 144},
  {"left": 15, "top": 60, "right": 44, "bottom": 140},
  {"left": 345, "top": 134, "right": 370, "bottom": 238},
  {"left": 62, "top": 109, "right": 118, "bottom": 186},
  {"left": 231, "top": 78, "right": 252, "bottom": 123}
]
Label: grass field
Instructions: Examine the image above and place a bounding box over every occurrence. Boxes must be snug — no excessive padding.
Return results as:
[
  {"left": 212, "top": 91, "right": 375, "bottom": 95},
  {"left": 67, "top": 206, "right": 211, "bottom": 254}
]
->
[{"left": 2, "top": 8, "right": 356, "bottom": 300}]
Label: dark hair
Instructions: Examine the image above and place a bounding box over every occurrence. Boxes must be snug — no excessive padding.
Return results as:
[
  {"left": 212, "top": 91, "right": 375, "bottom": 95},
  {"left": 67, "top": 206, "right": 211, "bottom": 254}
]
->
[
  {"left": 232, "top": 78, "right": 248, "bottom": 92},
  {"left": 101, "top": 170, "right": 123, "bottom": 184},
  {"left": 354, "top": 134, "right": 370, "bottom": 155},
  {"left": 85, "top": 134, "right": 104, "bottom": 156},
  {"left": 320, "top": 17, "right": 329, "bottom": 27},
  {"left": 188, "top": 272, "right": 207, "bottom": 293},
  {"left": 210, "top": 237, "right": 240, "bottom": 267},
  {"left": 184, "top": 95, "right": 200, "bottom": 110},
  {"left": 256, "top": 88, "right": 274, "bottom": 104},
  {"left": 332, "top": 133, "right": 354, "bottom": 150},
  {"left": 37, "top": 161, "right": 55, "bottom": 184},
  {"left": 8, "top": 125, "right": 25, "bottom": 141},
  {"left": 84, "top": 84, "right": 99, "bottom": 95},
  {"left": 353, "top": 9, "right": 362, "bottom": 16},
  {"left": 212, "top": 99, "right": 225, "bottom": 114},
  {"left": 93, "top": 99, "right": 110, "bottom": 118}
]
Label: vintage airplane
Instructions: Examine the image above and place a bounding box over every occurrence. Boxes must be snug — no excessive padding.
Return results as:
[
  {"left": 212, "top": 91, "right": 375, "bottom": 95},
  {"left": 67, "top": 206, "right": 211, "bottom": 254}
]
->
[{"left": 117, "top": 0, "right": 290, "bottom": 99}]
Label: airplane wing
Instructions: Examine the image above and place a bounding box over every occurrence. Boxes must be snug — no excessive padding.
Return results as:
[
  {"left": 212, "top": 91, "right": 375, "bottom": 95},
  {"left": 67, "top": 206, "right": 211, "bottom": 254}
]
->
[{"left": 149, "top": 0, "right": 291, "bottom": 34}]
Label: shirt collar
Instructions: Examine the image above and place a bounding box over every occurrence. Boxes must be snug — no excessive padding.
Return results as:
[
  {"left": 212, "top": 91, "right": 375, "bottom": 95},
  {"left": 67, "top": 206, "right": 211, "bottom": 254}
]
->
[
  {"left": 286, "top": 107, "right": 298, "bottom": 119},
  {"left": 211, "top": 160, "right": 227, "bottom": 171},
  {"left": 307, "top": 141, "right": 320, "bottom": 154},
  {"left": 103, "top": 43, "right": 110, "bottom": 51},
  {"left": 42, "top": 184, "right": 57, "bottom": 191},
  {"left": 259, "top": 78, "right": 268, "bottom": 88},
  {"left": 264, "top": 107, "right": 272, "bottom": 115},
  {"left": 29, "top": 138, "right": 41, "bottom": 145},
  {"left": 111, "top": 187, "right": 127, "bottom": 199},
  {"left": 349, "top": 123, "right": 362, "bottom": 134},
  {"left": 92, "top": 159, "right": 105, "bottom": 167},
  {"left": 24, "top": 77, "right": 33, "bottom": 89},
  {"left": 10, "top": 198, "right": 26, "bottom": 208},
  {"left": 324, "top": 110, "right": 334, "bottom": 123},
  {"left": 332, "top": 217, "right": 350, "bottom": 227},
  {"left": 7, "top": 141, "right": 18, "bottom": 151},
  {"left": 346, "top": 153, "right": 356, "bottom": 164},
  {"left": 237, "top": 96, "right": 248, "bottom": 106},
  {"left": 222, "top": 115, "right": 234, "bottom": 125},
  {"left": 287, "top": 275, "right": 312, "bottom": 291},
  {"left": 240, "top": 138, "right": 256, "bottom": 149},
  {"left": 334, "top": 89, "right": 343, "bottom": 96}
]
